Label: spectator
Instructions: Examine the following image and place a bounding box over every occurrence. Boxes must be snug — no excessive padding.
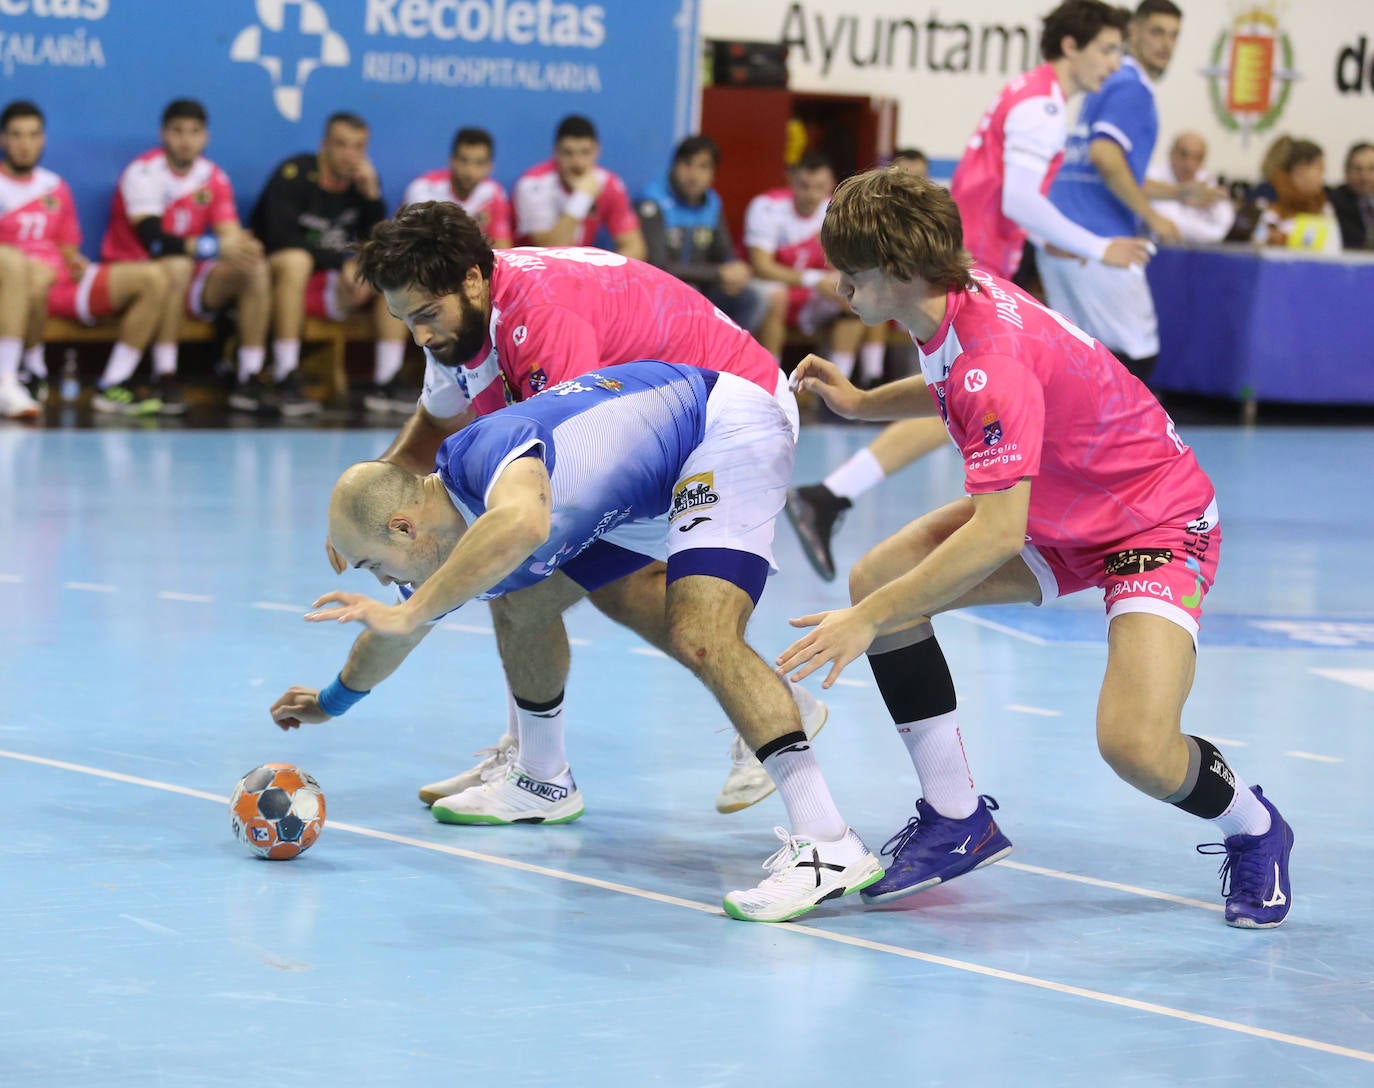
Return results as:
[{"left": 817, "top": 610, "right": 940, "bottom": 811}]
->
[
  {"left": 100, "top": 98, "right": 269, "bottom": 415},
  {"left": 512, "top": 114, "right": 645, "bottom": 259},
  {"left": 1253, "top": 136, "right": 1341, "bottom": 253},
  {"left": 370, "top": 127, "right": 515, "bottom": 416},
  {"left": 891, "top": 147, "right": 930, "bottom": 177},
  {"left": 1146, "top": 131, "right": 1235, "bottom": 243},
  {"left": 0, "top": 99, "right": 165, "bottom": 418},
  {"left": 247, "top": 111, "right": 388, "bottom": 416},
  {"left": 744, "top": 153, "right": 887, "bottom": 387},
  {"left": 1329, "top": 141, "right": 1374, "bottom": 251},
  {"left": 636, "top": 134, "right": 785, "bottom": 355}
]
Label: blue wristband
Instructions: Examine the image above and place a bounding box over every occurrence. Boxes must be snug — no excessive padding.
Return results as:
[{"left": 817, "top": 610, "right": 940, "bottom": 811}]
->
[
  {"left": 317, "top": 674, "right": 370, "bottom": 717},
  {"left": 194, "top": 234, "right": 220, "bottom": 260}
]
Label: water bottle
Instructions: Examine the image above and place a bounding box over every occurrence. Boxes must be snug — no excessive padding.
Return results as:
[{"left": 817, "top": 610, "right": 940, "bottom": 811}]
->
[{"left": 60, "top": 348, "right": 80, "bottom": 403}]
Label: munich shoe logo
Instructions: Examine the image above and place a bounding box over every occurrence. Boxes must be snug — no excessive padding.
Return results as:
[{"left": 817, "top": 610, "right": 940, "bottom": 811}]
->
[
  {"left": 516, "top": 774, "right": 568, "bottom": 802},
  {"left": 230, "top": 0, "right": 350, "bottom": 123}
]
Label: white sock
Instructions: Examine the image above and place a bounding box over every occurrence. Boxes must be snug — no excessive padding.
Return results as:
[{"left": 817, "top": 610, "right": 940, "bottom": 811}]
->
[
  {"left": 859, "top": 340, "right": 886, "bottom": 383},
  {"left": 272, "top": 339, "right": 300, "bottom": 382},
  {"left": 237, "top": 345, "right": 266, "bottom": 383},
  {"left": 514, "top": 695, "right": 567, "bottom": 781},
  {"left": 823, "top": 446, "right": 885, "bottom": 501},
  {"left": 374, "top": 339, "right": 405, "bottom": 385},
  {"left": 1212, "top": 776, "right": 1272, "bottom": 839},
  {"left": 505, "top": 684, "right": 520, "bottom": 745},
  {"left": 23, "top": 343, "right": 47, "bottom": 379},
  {"left": 761, "top": 734, "right": 847, "bottom": 842},
  {"left": 830, "top": 350, "right": 856, "bottom": 381},
  {"left": 897, "top": 710, "right": 978, "bottom": 819},
  {"left": 98, "top": 342, "right": 142, "bottom": 388},
  {"left": 152, "top": 342, "right": 178, "bottom": 378},
  {"left": 0, "top": 337, "right": 21, "bottom": 382}
]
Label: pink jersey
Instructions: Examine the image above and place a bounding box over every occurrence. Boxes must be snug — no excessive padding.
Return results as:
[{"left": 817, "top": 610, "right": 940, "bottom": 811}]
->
[
  {"left": 401, "top": 169, "right": 513, "bottom": 243},
  {"left": 950, "top": 63, "right": 1068, "bottom": 278},
  {"left": 100, "top": 148, "right": 238, "bottom": 262},
  {"left": 0, "top": 166, "right": 80, "bottom": 273},
  {"left": 512, "top": 160, "right": 639, "bottom": 247},
  {"left": 420, "top": 247, "right": 781, "bottom": 419},
  {"left": 916, "top": 267, "right": 1215, "bottom": 549},
  {"left": 742, "top": 188, "right": 829, "bottom": 271}
]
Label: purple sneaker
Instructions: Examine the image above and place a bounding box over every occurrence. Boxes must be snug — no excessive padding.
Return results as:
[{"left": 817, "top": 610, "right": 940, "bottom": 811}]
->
[
  {"left": 1197, "top": 786, "right": 1294, "bottom": 929},
  {"left": 860, "top": 795, "right": 1013, "bottom": 905}
]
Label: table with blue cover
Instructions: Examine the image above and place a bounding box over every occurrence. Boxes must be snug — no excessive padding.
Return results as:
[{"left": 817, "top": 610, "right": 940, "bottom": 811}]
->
[{"left": 1147, "top": 244, "right": 1374, "bottom": 409}]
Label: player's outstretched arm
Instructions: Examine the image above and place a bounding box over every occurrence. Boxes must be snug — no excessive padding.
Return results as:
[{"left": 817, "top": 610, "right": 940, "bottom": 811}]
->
[
  {"left": 271, "top": 625, "right": 432, "bottom": 729},
  {"left": 793, "top": 354, "right": 933, "bottom": 421}
]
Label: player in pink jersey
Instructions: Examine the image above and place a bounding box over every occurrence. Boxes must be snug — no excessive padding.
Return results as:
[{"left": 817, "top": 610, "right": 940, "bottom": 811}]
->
[
  {"left": 744, "top": 153, "right": 887, "bottom": 375},
  {"left": 338, "top": 199, "right": 825, "bottom": 819},
  {"left": 786, "top": 1, "right": 1155, "bottom": 583},
  {"left": 0, "top": 99, "right": 165, "bottom": 419},
  {"left": 367, "top": 128, "right": 516, "bottom": 417},
  {"left": 778, "top": 168, "right": 1293, "bottom": 929},
  {"left": 99, "top": 98, "right": 270, "bottom": 415},
  {"left": 512, "top": 114, "right": 644, "bottom": 260}
]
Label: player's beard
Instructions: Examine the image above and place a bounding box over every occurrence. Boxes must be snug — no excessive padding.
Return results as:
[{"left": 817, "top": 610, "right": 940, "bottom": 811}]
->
[{"left": 427, "top": 293, "right": 489, "bottom": 367}]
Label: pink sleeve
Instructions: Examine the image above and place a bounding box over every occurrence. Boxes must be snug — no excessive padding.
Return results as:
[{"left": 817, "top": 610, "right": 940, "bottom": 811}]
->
[
  {"left": 488, "top": 192, "right": 514, "bottom": 243},
  {"left": 598, "top": 176, "right": 640, "bottom": 238},
  {"left": 946, "top": 355, "right": 1044, "bottom": 494},
  {"left": 210, "top": 170, "right": 239, "bottom": 226}
]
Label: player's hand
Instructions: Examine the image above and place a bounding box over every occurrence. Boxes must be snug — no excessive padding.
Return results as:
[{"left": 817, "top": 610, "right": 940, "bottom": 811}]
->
[
  {"left": 717, "top": 260, "right": 752, "bottom": 295},
  {"left": 339, "top": 258, "right": 375, "bottom": 310},
  {"left": 1101, "top": 238, "right": 1156, "bottom": 269},
  {"left": 64, "top": 252, "right": 90, "bottom": 281},
  {"left": 1042, "top": 243, "right": 1084, "bottom": 262},
  {"left": 775, "top": 606, "right": 878, "bottom": 689},
  {"left": 353, "top": 158, "right": 382, "bottom": 201},
  {"left": 571, "top": 170, "right": 603, "bottom": 199},
  {"left": 1178, "top": 182, "right": 1227, "bottom": 209},
  {"left": 1145, "top": 211, "right": 1183, "bottom": 245},
  {"left": 220, "top": 231, "right": 264, "bottom": 271},
  {"left": 325, "top": 536, "right": 347, "bottom": 575},
  {"left": 305, "top": 591, "right": 418, "bottom": 637},
  {"left": 814, "top": 271, "right": 845, "bottom": 302},
  {"left": 270, "top": 686, "right": 330, "bottom": 730},
  {"left": 789, "top": 353, "right": 865, "bottom": 417}
]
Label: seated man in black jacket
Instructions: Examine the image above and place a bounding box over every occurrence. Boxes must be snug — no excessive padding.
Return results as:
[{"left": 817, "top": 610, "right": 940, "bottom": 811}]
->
[
  {"left": 245, "top": 112, "right": 387, "bottom": 415},
  {"left": 637, "top": 135, "right": 785, "bottom": 358},
  {"left": 1330, "top": 141, "right": 1374, "bottom": 252}
]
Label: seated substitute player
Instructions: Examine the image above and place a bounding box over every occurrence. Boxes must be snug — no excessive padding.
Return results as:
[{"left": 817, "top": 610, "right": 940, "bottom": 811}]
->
[
  {"left": 0, "top": 99, "right": 166, "bottom": 418},
  {"left": 512, "top": 114, "right": 645, "bottom": 259},
  {"left": 339, "top": 201, "right": 824, "bottom": 816},
  {"left": 100, "top": 98, "right": 269, "bottom": 415},
  {"left": 273, "top": 360, "right": 882, "bottom": 923},
  {"left": 637, "top": 135, "right": 786, "bottom": 356},
  {"left": 786, "top": 0, "right": 1151, "bottom": 582},
  {"left": 246, "top": 111, "right": 388, "bottom": 416},
  {"left": 745, "top": 152, "right": 889, "bottom": 388},
  {"left": 368, "top": 127, "right": 515, "bottom": 417},
  {"left": 776, "top": 168, "right": 1294, "bottom": 929}
]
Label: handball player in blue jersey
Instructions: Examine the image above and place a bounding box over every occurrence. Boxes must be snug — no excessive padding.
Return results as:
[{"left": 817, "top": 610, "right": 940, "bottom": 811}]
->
[{"left": 270, "top": 360, "right": 884, "bottom": 922}]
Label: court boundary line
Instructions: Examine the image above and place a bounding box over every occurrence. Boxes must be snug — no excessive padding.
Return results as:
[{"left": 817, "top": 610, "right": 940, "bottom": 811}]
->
[{"left": 3, "top": 746, "right": 1365, "bottom": 1065}]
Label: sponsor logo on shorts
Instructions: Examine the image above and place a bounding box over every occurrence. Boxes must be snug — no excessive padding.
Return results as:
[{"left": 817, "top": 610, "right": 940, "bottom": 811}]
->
[
  {"left": 528, "top": 368, "right": 548, "bottom": 393},
  {"left": 981, "top": 409, "right": 1002, "bottom": 446},
  {"left": 516, "top": 775, "right": 568, "bottom": 802},
  {"left": 677, "top": 516, "right": 711, "bottom": 532},
  {"left": 1107, "top": 579, "right": 1174, "bottom": 602},
  {"left": 1105, "top": 549, "right": 1174, "bottom": 577},
  {"left": 1181, "top": 556, "right": 1204, "bottom": 609},
  {"left": 670, "top": 473, "right": 719, "bottom": 520}
]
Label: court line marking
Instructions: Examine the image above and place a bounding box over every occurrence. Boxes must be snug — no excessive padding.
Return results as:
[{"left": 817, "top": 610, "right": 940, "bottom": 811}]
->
[
  {"left": 997, "top": 861, "right": 1221, "bottom": 912},
  {"left": 439, "top": 622, "right": 495, "bottom": 635},
  {"left": 3, "top": 746, "right": 1366, "bottom": 1066},
  {"left": 64, "top": 581, "right": 116, "bottom": 593},
  {"left": 946, "top": 611, "right": 1048, "bottom": 645},
  {"left": 1005, "top": 703, "right": 1062, "bottom": 717},
  {"left": 158, "top": 591, "right": 214, "bottom": 603},
  {"left": 252, "top": 601, "right": 307, "bottom": 613},
  {"left": 1285, "top": 751, "right": 1343, "bottom": 764},
  {"left": 0, "top": 573, "right": 21, "bottom": 583},
  {"left": 630, "top": 647, "right": 670, "bottom": 659}
]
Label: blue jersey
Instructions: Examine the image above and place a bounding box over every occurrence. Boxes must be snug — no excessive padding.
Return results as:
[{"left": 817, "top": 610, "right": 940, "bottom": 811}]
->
[
  {"left": 1048, "top": 56, "right": 1158, "bottom": 238},
  {"left": 431, "top": 360, "right": 717, "bottom": 599}
]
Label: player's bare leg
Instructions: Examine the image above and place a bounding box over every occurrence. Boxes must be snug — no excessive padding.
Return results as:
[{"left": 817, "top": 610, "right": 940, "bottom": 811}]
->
[
  {"left": 16, "top": 258, "right": 55, "bottom": 405},
  {"left": 664, "top": 574, "right": 880, "bottom": 921},
  {"left": 145, "top": 255, "right": 195, "bottom": 411},
  {"left": 366, "top": 296, "right": 415, "bottom": 415},
  {"left": 263, "top": 247, "right": 316, "bottom": 414},
  {"left": 787, "top": 415, "right": 949, "bottom": 582},
  {"left": 755, "top": 283, "right": 787, "bottom": 360},
  {"left": 215, "top": 252, "right": 272, "bottom": 412},
  {"left": 91, "top": 262, "right": 166, "bottom": 415},
  {"left": 0, "top": 245, "right": 40, "bottom": 418}
]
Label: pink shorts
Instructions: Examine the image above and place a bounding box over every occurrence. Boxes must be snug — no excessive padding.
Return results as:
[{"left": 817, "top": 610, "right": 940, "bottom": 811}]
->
[
  {"left": 47, "top": 264, "right": 115, "bottom": 324},
  {"left": 1021, "top": 499, "right": 1221, "bottom": 645}
]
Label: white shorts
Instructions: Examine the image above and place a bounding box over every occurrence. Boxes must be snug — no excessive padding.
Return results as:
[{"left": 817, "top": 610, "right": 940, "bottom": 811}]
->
[
  {"left": 600, "top": 371, "right": 796, "bottom": 598},
  {"left": 1035, "top": 247, "right": 1159, "bottom": 359}
]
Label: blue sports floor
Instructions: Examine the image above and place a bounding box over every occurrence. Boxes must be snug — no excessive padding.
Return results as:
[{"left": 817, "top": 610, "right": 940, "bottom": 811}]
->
[{"left": 2, "top": 419, "right": 1372, "bottom": 1085}]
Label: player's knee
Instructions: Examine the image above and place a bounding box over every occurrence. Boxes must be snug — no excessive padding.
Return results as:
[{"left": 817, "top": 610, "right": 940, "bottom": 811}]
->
[
  {"left": 269, "top": 248, "right": 314, "bottom": 283},
  {"left": 132, "top": 262, "right": 169, "bottom": 301},
  {"left": 159, "top": 255, "right": 195, "bottom": 292},
  {"left": 666, "top": 618, "right": 717, "bottom": 675},
  {"left": 0, "top": 244, "right": 25, "bottom": 278},
  {"left": 1096, "top": 719, "right": 1169, "bottom": 781},
  {"left": 26, "top": 260, "right": 56, "bottom": 294}
]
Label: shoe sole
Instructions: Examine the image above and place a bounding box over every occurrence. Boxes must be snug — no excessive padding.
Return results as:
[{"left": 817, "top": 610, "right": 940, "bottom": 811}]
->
[
  {"left": 715, "top": 702, "right": 830, "bottom": 814},
  {"left": 722, "top": 859, "right": 886, "bottom": 923},
  {"left": 431, "top": 802, "right": 585, "bottom": 826},
  {"left": 418, "top": 775, "right": 482, "bottom": 806},
  {"left": 860, "top": 844, "right": 1014, "bottom": 905},
  {"left": 783, "top": 494, "right": 837, "bottom": 582}
]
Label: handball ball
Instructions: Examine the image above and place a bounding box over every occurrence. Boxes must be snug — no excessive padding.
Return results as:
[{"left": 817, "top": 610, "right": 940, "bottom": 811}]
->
[{"left": 230, "top": 763, "right": 326, "bottom": 859}]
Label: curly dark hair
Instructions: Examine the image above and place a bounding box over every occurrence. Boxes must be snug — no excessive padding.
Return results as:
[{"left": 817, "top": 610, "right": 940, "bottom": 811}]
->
[{"left": 355, "top": 201, "right": 495, "bottom": 296}]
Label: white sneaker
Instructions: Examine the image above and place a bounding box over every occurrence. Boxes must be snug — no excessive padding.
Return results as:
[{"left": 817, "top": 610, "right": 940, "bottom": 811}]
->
[
  {"left": 0, "top": 377, "right": 41, "bottom": 420},
  {"left": 431, "top": 763, "right": 585, "bottom": 825},
  {"left": 723, "top": 826, "right": 884, "bottom": 922},
  {"left": 418, "top": 734, "right": 518, "bottom": 805},
  {"left": 715, "top": 685, "right": 829, "bottom": 814}
]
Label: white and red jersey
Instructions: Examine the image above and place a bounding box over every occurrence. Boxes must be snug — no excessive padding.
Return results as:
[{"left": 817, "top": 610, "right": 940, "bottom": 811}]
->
[
  {"left": 512, "top": 160, "right": 639, "bottom": 247},
  {"left": 100, "top": 148, "right": 238, "bottom": 262},
  {"left": 401, "top": 169, "right": 513, "bottom": 243},
  {"left": 950, "top": 63, "right": 1068, "bottom": 278},
  {"left": 742, "top": 188, "right": 829, "bottom": 271},
  {"left": 916, "top": 267, "right": 1215, "bottom": 549},
  {"left": 0, "top": 165, "right": 80, "bottom": 273},
  {"left": 420, "top": 246, "right": 782, "bottom": 420}
]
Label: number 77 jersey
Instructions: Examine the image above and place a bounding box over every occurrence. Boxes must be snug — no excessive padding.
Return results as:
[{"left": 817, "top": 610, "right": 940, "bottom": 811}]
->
[
  {"left": 0, "top": 166, "right": 81, "bottom": 273},
  {"left": 915, "top": 266, "right": 1216, "bottom": 550}
]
